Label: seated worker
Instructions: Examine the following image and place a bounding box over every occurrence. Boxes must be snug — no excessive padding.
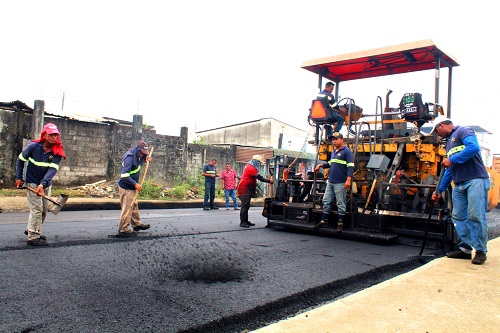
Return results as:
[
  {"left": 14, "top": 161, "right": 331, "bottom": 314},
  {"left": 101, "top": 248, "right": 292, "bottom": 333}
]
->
[{"left": 317, "top": 82, "right": 344, "bottom": 137}]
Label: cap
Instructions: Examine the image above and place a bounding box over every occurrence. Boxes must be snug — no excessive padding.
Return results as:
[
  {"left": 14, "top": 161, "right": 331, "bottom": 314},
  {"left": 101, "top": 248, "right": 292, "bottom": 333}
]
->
[
  {"left": 44, "top": 123, "right": 60, "bottom": 135},
  {"left": 430, "top": 115, "right": 451, "bottom": 133},
  {"left": 252, "top": 154, "right": 266, "bottom": 164},
  {"left": 137, "top": 140, "right": 149, "bottom": 154},
  {"left": 330, "top": 132, "right": 343, "bottom": 139}
]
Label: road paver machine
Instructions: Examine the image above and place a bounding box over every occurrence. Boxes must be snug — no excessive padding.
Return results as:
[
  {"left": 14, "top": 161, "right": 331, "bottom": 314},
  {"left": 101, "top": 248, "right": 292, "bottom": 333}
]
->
[{"left": 264, "top": 40, "right": 498, "bottom": 250}]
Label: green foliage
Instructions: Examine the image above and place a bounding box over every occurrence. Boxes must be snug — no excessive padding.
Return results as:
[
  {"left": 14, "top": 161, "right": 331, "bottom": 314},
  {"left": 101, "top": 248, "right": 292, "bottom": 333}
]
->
[
  {"left": 164, "top": 183, "right": 192, "bottom": 199},
  {"left": 192, "top": 136, "right": 205, "bottom": 145},
  {"left": 137, "top": 179, "right": 163, "bottom": 199}
]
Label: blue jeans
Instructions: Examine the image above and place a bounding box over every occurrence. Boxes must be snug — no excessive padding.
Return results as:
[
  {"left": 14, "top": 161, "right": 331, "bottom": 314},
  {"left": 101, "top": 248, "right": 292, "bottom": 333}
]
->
[
  {"left": 322, "top": 182, "right": 347, "bottom": 216},
  {"left": 324, "top": 113, "right": 344, "bottom": 137},
  {"left": 225, "top": 189, "right": 238, "bottom": 208},
  {"left": 203, "top": 182, "right": 216, "bottom": 208},
  {"left": 451, "top": 178, "right": 489, "bottom": 253}
]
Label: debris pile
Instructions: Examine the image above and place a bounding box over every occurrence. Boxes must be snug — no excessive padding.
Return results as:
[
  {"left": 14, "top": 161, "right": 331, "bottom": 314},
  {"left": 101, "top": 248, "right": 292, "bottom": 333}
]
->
[
  {"left": 68, "top": 180, "right": 119, "bottom": 198},
  {"left": 67, "top": 180, "right": 202, "bottom": 200}
]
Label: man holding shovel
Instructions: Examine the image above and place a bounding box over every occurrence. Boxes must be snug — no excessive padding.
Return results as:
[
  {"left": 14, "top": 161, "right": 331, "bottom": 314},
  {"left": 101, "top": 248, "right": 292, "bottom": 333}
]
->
[
  {"left": 15, "top": 123, "right": 66, "bottom": 246},
  {"left": 117, "top": 140, "right": 152, "bottom": 237}
]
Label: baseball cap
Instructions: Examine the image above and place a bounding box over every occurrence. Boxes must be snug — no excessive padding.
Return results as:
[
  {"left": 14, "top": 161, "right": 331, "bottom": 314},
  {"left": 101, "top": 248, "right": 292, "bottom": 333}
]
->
[
  {"left": 252, "top": 154, "right": 266, "bottom": 164},
  {"left": 430, "top": 115, "right": 451, "bottom": 133},
  {"left": 44, "top": 123, "right": 60, "bottom": 135},
  {"left": 330, "top": 132, "right": 343, "bottom": 139},
  {"left": 137, "top": 140, "right": 149, "bottom": 154}
]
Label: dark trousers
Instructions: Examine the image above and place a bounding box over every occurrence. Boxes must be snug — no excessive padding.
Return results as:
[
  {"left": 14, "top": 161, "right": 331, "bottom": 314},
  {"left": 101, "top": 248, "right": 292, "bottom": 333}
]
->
[
  {"left": 239, "top": 195, "right": 252, "bottom": 223},
  {"left": 203, "top": 182, "right": 216, "bottom": 208}
]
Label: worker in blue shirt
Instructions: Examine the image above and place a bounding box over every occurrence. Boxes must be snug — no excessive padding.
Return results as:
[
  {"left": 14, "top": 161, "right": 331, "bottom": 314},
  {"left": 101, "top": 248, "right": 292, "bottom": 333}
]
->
[
  {"left": 431, "top": 116, "right": 490, "bottom": 265},
  {"left": 117, "top": 140, "right": 152, "bottom": 237},
  {"left": 316, "top": 81, "right": 344, "bottom": 137},
  {"left": 313, "top": 132, "right": 354, "bottom": 232},
  {"left": 15, "top": 123, "right": 65, "bottom": 246}
]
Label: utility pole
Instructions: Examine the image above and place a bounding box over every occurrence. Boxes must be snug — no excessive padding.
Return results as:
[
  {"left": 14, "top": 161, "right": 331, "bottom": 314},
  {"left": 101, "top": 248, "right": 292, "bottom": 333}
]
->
[{"left": 61, "top": 92, "right": 65, "bottom": 110}]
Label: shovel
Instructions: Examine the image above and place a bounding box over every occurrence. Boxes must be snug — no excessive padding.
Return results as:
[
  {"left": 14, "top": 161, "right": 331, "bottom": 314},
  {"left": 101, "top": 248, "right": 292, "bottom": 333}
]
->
[{"left": 22, "top": 186, "right": 69, "bottom": 215}]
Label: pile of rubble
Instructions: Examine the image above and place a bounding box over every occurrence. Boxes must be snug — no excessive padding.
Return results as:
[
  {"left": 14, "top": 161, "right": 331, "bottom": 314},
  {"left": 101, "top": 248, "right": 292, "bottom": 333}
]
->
[
  {"left": 67, "top": 180, "right": 119, "bottom": 198},
  {"left": 67, "top": 180, "right": 201, "bottom": 200}
]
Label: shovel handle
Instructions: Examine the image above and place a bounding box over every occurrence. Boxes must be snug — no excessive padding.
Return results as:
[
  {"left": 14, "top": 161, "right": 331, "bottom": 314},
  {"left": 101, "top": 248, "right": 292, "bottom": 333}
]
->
[{"left": 23, "top": 186, "right": 61, "bottom": 206}]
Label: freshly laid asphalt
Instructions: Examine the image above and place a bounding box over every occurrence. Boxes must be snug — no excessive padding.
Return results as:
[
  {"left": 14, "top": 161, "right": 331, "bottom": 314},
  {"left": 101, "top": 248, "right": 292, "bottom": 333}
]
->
[
  {"left": 0, "top": 199, "right": 500, "bottom": 333},
  {"left": 252, "top": 237, "right": 500, "bottom": 333}
]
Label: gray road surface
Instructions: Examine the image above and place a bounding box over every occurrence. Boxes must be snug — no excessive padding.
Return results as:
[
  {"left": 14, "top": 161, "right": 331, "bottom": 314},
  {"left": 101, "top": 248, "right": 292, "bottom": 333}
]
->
[{"left": 1, "top": 207, "right": 499, "bottom": 333}]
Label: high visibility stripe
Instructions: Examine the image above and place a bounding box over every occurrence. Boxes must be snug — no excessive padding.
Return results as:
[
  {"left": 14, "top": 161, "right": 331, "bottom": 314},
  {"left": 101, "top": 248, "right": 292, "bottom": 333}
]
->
[
  {"left": 317, "top": 94, "right": 333, "bottom": 101},
  {"left": 205, "top": 170, "right": 216, "bottom": 174},
  {"left": 347, "top": 162, "right": 354, "bottom": 167},
  {"left": 23, "top": 156, "right": 59, "bottom": 170},
  {"left": 18, "top": 153, "right": 28, "bottom": 162},
  {"left": 120, "top": 165, "right": 141, "bottom": 178},
  {"left": 130, "top": 166, "right": 141, "bottom": 174},
  {"left": 329, "top": 159, "right": 348, "bottom": 165},
  {"left": 448, "top": 145, "right": 465, "bottom": 157}
]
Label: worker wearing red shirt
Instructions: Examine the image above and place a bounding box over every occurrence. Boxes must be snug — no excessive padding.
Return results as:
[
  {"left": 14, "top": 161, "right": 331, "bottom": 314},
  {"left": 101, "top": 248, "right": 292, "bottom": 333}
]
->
[{"left": 237, "top": 155, "right": 273, "bottom": 228}]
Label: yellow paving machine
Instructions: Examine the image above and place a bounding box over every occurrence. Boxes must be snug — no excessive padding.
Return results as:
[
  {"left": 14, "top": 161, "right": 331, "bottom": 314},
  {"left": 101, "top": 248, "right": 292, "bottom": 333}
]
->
[{"left": 264, "top": 40, "right": 498, "bottom": 250}]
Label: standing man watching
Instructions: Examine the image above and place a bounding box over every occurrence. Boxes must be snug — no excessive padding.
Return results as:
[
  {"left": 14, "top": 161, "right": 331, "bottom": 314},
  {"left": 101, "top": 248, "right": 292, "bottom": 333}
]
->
[
  {"left": 313, "top": 132, "right": 354, "bottom": 232},
  {"left": 431, "top": 115, "right": 490, "bottom": 265},
  {"left": 202, "top": 158, "right": 220, "bottom": 210},
  {"left": 237, "top": 155, "right": 273, "bottom": 228},
  {"left": 117, "top": 140, "right": 152, "bottom": 237},
  {"left": 317, "top": 81, "right": 343, "bottom": 137},
  {"left": 15, "top": 123, "right": 66, "bottom": 246},
  {"left": 221, "top": 163, "right": 239, "bottom": 210}
]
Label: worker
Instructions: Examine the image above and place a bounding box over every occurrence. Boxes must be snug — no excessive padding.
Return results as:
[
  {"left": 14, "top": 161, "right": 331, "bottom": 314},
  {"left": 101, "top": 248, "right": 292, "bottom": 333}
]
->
[
  {"left": 431, "top": 115, "right": 490, "bottom": 265},
  {"left": 317, "top": 81, "right": 344, "bottom": 137},
  {"left": 313, "top": 132, "right": 354, "bottom": 232},
  {"left": 237, "top": 155, "right": 273, "bottom": 228},
  {"left": 15, "top": 123, "right": 66, "bottom": 246},
  {"left": 202, "top": 158, "right": 220, "bottom": 210},
  {"left": 117, "top": 140, "right": 152, "bottom": 237}
]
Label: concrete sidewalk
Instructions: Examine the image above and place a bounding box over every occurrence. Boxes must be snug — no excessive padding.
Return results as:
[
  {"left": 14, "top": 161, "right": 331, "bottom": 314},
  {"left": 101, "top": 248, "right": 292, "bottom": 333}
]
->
[{"left": 252, "top": 237, "right": 500, "bottom": 333}]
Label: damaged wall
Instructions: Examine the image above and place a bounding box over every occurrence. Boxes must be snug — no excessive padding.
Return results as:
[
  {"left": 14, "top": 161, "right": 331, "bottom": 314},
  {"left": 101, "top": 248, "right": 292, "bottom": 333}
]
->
[{"left": 0, "top": 107, "right": 233, "bottom": 188}]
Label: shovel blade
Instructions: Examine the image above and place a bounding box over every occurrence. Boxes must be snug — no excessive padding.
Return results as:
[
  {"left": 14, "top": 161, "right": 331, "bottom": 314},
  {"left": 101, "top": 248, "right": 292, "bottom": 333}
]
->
[{"left": 48, "top": 194, "right": 69, "bottom": 215}]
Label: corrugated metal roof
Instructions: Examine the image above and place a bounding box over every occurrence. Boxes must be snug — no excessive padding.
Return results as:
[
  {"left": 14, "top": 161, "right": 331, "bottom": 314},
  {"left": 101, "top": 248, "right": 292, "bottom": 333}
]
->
[
  {"left": 235, "top": 146, "right": 317, "bottom": 163},
  {"left": 0, "top": 100, "right": 33, "bottom": 111},
  {"left": 273, "top": 148, "right": 316, "bottom": 160},
  {"left": 45, "top": 109, "right": 118, "bottom": 125}
]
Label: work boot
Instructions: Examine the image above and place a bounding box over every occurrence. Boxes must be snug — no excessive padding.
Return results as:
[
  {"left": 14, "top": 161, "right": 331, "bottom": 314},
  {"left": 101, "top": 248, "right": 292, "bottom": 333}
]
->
[
  {"left": 446, "top": 250, "right": 472, "bottom": 260},
  {"left": 133, "top": 224, "right": 151, "bottom": 231},
  {"left": 203, "top": 207, "right": 210, "bottom": 211},
  {"left": 210, "top": 206, "right": 219, "bottom": 210},
  {"left": 472, "top": 252, "right": 487, "bottom": 265},
  {"left": 313, "top": 220, "right": 328, "bottom": 229},
  {"left": 27, "top": 238, "right": 48, "bottom": 246},
  {"left": 239, "top": 223, "right": 250, "bottom": 228},
  {"left": 117, "top": 230, "right": 138, "bottom": 238},
  {"left": 24, "top": 230, "right": 47, "bottom": 240},
  {"left": 246, "top": 221, "right": 255, "bottom": 226},
  {"left": 337, "top": 220, "right": 344, "bottom": 233}
]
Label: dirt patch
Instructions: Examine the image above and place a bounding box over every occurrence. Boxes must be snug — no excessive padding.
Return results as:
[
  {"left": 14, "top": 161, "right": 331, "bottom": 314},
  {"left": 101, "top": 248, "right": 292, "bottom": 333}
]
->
[{"left": 0, "top": 196, "right": 29, "bottom": 213}]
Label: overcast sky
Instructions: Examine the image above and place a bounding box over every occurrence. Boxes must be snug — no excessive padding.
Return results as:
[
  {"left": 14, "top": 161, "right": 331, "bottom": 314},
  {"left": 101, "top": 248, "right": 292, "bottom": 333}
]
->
[{"left": 3, "top": 1, "right": 500, "bottom": 155}]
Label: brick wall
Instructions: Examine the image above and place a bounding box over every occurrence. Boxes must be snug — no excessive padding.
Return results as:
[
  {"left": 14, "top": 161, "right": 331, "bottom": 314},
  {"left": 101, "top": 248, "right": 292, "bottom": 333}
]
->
[{"left": 0, "top": 109, "right": 234, "bottom": 188}]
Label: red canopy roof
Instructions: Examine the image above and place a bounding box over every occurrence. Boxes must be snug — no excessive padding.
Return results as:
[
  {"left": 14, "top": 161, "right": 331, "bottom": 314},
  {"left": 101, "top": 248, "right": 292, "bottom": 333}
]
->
[{"left": 301, "top": 40, "right": 459, "bottom": 82}]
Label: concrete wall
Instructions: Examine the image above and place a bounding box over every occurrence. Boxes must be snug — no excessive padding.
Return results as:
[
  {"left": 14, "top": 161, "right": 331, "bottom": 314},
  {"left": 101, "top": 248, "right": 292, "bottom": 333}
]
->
[{"left": 0, "top": 108, "right": 234, "bottom": 188}]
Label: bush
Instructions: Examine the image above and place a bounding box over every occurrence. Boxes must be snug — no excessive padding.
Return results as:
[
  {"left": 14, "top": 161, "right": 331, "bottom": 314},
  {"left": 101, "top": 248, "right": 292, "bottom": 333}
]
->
[{"left": 137, "top": 180, "right": 163, "bottom": 199}]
